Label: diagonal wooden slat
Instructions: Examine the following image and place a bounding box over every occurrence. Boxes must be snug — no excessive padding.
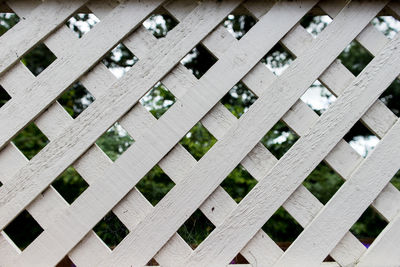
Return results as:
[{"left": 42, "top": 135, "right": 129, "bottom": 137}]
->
[{"left": 186, "top": 12, "right": 400, "bottom": 265}]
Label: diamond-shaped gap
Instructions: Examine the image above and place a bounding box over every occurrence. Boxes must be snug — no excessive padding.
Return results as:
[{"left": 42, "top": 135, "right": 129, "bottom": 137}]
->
[
  {"left": 12, "top": 122, "right": 49, "bottom": 160},
  {"left": 136, "top": 165, "right": 175, "bottom": 206},
  {"left": 300, "top": 80, "right": 336, "bottom": 115},
  {"left": 57, "top": 81, "right": 95, "bottom": 118},
  {"left": 350, "top": 206, "right": 388, "bottom": 248},
  {"left": 262, "top": 207, "right": 303, "bottom": 245},
  {"left": 221, "top": 81, "right": 257, "bottom": 118},
  {"left": 229, "top": 254, "right": 250, "bottom": 265},
  {"left": 177, "top": 209, "right": 215, "bottom": 248},
  {"left": 179, "top": 122, "right": 217, "bottom": 161},
  {"left": 4, "top": 210, "right": 43, "bottom": 250},
  {"left": 390, "top": 169, "right": 400, "bottom": 191},
  {"left": 145, "top": 258, "right": 160, "bottom": 266},
  {"left": 372, "top": 15, "right": 400, "bottom": 39},
  {"left": 299, "top": 6, "right": 332, "bottom": 37},
  {"left": 338, "top": 40, "right": 374, "bottom": 77},
  {"left": 181, "top": 43, "right": 217, "bottom": 79},
  {"left": 56, "top": 257, "right": 75, "bottom": 267},
  {"left": 344, "top": 121, "right": 379, "bottom": 158},
  {"left": 0, "top": 84, "right": 11, "bottom": 108},
  {"left": 65, "top": 8, "right": 100, "bottom": 38},
  {"left": 261, "top": 42, "right": 295, "bottom": 76},
  {"left": 140, "top": 81, "right": 176, "bottom": 119},
  {"left": 101, "top": 43, "right": 139, "bottom": 79},
  {"left": 51, "top": 166, "right": 89, "bottom": 204},
  {"left": 93, "top": 211, "right": 129, "bottom": 250},
  {"left": 379, "top": 78, "right": 400, "bottom": 117},
  {"left": 222, "top": 5, "right": 257, "bottom": 40},
  {"left": 0, "top": 8, "right": 20, "bottom": 37},
  {"left": 21, "top": 43, "right": 57, "bottom": 76},
  {"left": 142, "top": 6, "right": 179, "bottom": 38},
  {"left": 261, "top": 120, "right": 299, "bottom": 159},
  {"left": 96, "top": 122, "right": 134, "bottom": 162},
  {"left": 220, "top": 164, "right": 257, "bottom": 203},
  {"left": 302, "top": 162, "right": 344, "bottom": 205}
]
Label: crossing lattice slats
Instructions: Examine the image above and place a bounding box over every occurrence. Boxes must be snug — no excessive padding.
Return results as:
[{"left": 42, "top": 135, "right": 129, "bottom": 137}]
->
[{"left": 0, "top": 0, "right": 400, "bottom": 266}]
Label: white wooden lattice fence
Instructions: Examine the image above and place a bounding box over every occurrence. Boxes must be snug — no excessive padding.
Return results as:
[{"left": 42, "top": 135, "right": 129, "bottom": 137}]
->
[{"left": 0, "top": 0, "right": 400, "bottom": 266}]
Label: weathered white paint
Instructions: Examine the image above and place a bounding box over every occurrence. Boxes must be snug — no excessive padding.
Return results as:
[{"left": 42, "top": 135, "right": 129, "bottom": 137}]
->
[{"left": 0, "top": 0, "right": 399, "bottom": 266}]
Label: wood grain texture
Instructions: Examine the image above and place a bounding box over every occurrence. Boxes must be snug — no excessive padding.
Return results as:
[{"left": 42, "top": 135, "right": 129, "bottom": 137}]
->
[
  {"left": 180, "top": 1, "right": 389, "bottom": 265},
  {"left": 1, "top": 0, "right": 399, "bottom": 266},
  {"left": 0, "top": 0, "right": 164, "bottom": 150}
]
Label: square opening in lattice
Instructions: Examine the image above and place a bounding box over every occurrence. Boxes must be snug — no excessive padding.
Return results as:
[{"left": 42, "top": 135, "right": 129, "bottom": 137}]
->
[
  {"left": 261, "top": 120, "right": 299, "bottom": 160},
  {"left": 229, "top": 253, "right": 250, "bottom": 265},
  {"left": 181, "top": 43, "right": 217, "bottom": 79},
  {"left": 140, "top": 81, "right": 176, "bottom": 119},
  {"left": 178, "top": 209, "right": 215, "bottom": 248},
  {"left": 57, "top": 81, "right": 95, "bottom": 119},
  {"left": 21, "top": 43, "right": 57, "bottom": 76},
  {"left": 301, "top": 80, "right": 336, "bottom": 115},
  {"left": 96, "top": 122, "right": 134, "bottom": 162},
  {"left": 302, "top": 162, "right": 344, "bottom": 205},
  {"left": 52, "top": 166, "right": 89, "bottom": 204},
  {"left": 262, "top": 207, "right": 303, "bottom": 244},
  {"left": 0, "top": 84, "right": 11, "bottom": 108},
  {"left": 0, "top": 9, "right": 20, "bottom": 37},
  {"left": 338, "top": 40, "right": 374, "bottom": 77},
  {"left": 390, "top": 169, "right": 400, "bottom": 191},
  {"left": 93, "top": 211, "right": 129, "bottom": 250},
  {"left": 379, "top": 78, "right": 400, "bottom": 117},
  {"left": 220, "top": 164, "right": 257, "bottom": 203},
  {"left": 221, "top": 82, "right": 257, "bottom": 119},
  {"left": 136, "top": 165, "right": 175, "bottom": 206},
  {"left": 12, "top": 122, "right": 49, "bottom": 160},
  {"left": 145, "top": 258, "right": 160, "bottom": 266},
  {"left": 350, "top": 206, "right": 388, "bottom": 247},
  {"left": 142, "top": 7, "right": 179, "bottom": 39},
  {"left": 4, "top": 210, "right": 43, "bottom": 250},
  {"left": 344, "top": 121, "right": 379, "bottom": 158},
  {"left": 101, "top": 43, "right": 139, "bottom": 79},
  {"left": 179, "top": 122, "right": 217, "bottom": 161},
  {"left": 222, "top": 5, "right": 257, "bottom": 40},
  {"left": 261, "top": 42, "right": 295, "bottom": 76},
  {"left": 65, "top": 8, "right": 100, "bottom": 38},
  {"left": 299, "top": 7, "right": 332, "bottom": 37},
  {"left": 372, "top": 15, "right": 400, "bottom": 39}
]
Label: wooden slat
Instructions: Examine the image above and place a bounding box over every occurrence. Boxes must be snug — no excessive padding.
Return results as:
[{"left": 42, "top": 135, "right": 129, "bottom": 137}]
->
[{"left": 357, "top": 209, "right": 400, "bottom": 266}]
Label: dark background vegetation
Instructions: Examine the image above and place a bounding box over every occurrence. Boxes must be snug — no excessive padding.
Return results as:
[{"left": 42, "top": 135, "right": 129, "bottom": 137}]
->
[{"left": 1, "top": 4, "right": 400, "bottom": 260}]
